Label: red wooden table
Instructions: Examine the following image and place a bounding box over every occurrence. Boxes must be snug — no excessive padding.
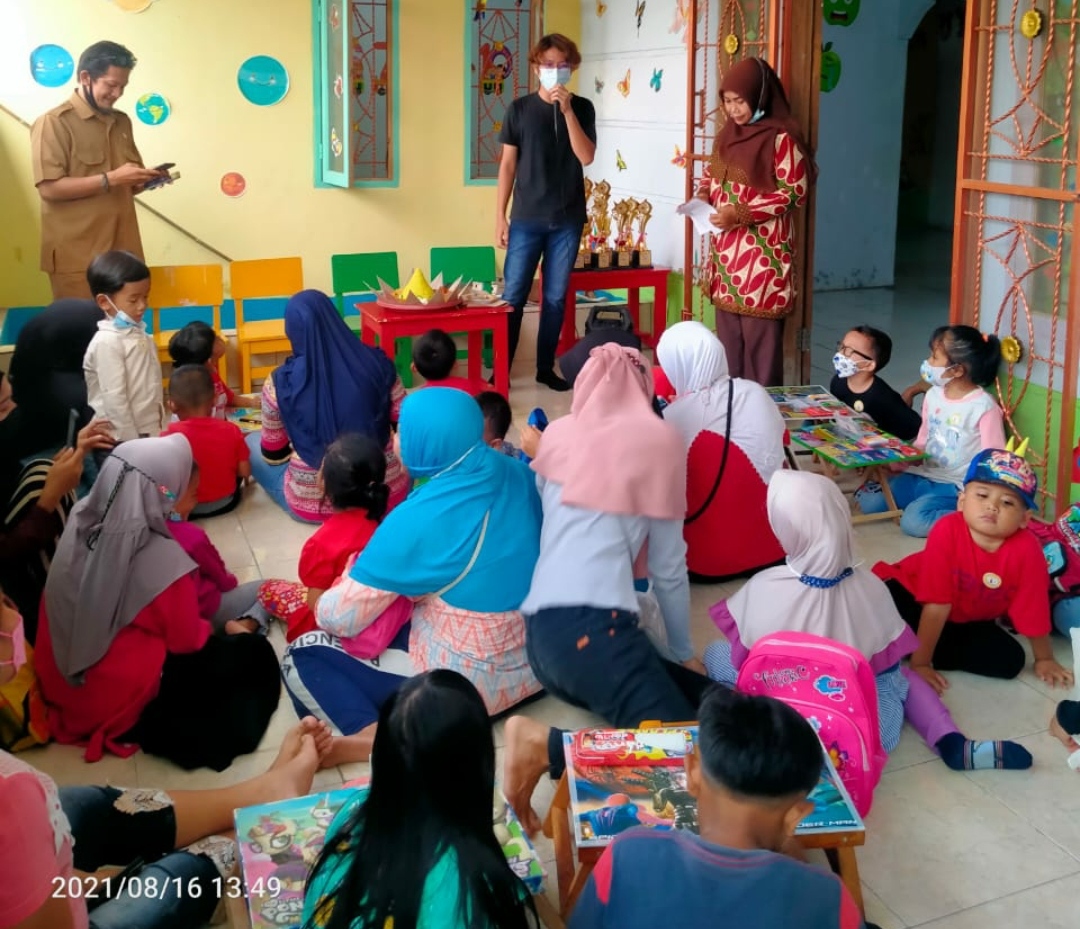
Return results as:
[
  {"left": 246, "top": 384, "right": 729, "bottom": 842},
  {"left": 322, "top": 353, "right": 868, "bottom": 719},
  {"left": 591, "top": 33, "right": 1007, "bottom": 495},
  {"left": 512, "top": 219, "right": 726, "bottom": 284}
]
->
[
  {"left": 358, "top": 301, "right": 512, "bottom": 396},
  {"left": 556, "top": 266, "right": 671, "bottom": 355}
]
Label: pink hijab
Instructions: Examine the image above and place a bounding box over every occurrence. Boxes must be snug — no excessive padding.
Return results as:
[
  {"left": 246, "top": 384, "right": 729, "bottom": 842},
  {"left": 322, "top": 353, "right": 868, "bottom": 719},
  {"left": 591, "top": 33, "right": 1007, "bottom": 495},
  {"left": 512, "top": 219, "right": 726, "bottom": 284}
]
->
[{"left": 532, "top": 344, "right": 686, "bottom": 520}]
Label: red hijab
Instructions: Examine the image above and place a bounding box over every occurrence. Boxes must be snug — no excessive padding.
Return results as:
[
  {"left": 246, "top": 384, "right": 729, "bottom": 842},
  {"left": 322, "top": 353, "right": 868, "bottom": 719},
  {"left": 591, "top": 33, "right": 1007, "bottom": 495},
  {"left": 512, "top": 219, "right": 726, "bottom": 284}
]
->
[{"left": 713, "top": 57, "right": 816, "bottom": 192}]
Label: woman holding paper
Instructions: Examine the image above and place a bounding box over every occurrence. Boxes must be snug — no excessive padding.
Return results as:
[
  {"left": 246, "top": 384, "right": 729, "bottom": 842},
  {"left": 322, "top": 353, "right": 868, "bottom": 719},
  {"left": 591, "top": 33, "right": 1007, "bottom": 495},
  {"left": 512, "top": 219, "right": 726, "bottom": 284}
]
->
[{"left": 697, "top": 57, "right": 815, "bottom": 386}]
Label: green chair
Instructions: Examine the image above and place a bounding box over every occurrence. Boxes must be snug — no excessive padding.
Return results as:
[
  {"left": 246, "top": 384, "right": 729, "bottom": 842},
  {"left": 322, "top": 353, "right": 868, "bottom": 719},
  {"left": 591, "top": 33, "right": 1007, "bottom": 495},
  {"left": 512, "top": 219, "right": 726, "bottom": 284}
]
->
[
  {"left": 331, "top": 251, "right": 413, "bottom": 385},
  {"left": 430, "top": 246, "right": 498, "bottom": 369}
]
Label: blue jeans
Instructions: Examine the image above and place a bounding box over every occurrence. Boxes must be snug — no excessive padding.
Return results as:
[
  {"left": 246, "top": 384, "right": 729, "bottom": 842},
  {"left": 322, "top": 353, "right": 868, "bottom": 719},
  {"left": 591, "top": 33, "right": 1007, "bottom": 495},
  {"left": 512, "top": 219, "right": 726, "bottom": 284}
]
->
[
  {"left": 855, "top": 472, "right": 959, "bottom": 538},
  {"left": 244, "top": 431, "right": 321, "bottom": 524},
  {"left": 60, "top": 786, "right": 220, "bottom": 929},
  {"left": 501, "top": 220, "right": 584, "bottom": 373},
  {"left": 1053, "top": 596, "right": 1080, "bottom": 637}
]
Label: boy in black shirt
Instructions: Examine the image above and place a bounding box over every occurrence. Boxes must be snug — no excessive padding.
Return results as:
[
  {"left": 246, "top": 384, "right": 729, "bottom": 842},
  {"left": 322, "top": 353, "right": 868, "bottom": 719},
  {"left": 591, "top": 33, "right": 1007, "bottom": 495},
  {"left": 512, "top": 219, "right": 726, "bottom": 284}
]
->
[
  {"left": 830, "top": 325, "right": 922, "bottom": 441},
  {"left": 496, "top": 33, "right": 597, "bottom": 392}
]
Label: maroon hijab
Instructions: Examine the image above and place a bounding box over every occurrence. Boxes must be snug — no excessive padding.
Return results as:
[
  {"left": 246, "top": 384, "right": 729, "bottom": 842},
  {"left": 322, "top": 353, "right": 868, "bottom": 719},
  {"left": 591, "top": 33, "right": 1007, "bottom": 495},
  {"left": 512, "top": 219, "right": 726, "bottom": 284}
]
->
[{"left": 713, "top": 57, "right": 816, "bottom": 192}]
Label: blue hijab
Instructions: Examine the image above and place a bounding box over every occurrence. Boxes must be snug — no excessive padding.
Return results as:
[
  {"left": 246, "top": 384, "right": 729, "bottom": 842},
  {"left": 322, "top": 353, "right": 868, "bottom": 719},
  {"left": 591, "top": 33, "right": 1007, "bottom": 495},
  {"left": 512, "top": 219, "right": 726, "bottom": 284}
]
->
[
  {"left": 274, "top": 289, "right": 397, "bottom": 466},
  {"left": 350, "top": 388, "right": 541, "bottom": 612}
]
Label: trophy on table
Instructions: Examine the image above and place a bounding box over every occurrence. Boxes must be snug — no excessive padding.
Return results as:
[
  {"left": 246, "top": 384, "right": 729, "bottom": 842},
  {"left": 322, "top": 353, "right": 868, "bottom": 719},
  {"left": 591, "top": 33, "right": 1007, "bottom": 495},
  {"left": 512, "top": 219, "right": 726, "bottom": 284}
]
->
[
  {"left": 633, "top": 199, "right": 653, "bottom": 268},
  {"left": 576, "top": 178, "right": 594, "bottom": 270},
  {"left": 612, "top": 198, "right": 638, "bottom": 269},
  {"left": 590, "top": 180, "right": 613, "bottom": 270}
]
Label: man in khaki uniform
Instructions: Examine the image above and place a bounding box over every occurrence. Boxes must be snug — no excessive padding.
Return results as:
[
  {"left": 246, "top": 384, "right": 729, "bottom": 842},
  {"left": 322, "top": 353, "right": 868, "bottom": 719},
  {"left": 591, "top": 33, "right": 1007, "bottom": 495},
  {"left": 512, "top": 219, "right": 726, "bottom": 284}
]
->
[{"left": 31, "top": 41, "right": 164, "bottom": 299}]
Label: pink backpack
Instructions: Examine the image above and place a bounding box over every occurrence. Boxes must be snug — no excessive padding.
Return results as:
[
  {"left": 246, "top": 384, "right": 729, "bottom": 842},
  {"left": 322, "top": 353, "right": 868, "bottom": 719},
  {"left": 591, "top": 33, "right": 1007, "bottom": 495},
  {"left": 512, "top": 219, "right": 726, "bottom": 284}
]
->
[{"left": 735, "top": 631, "right": 885, "bottom": 817}]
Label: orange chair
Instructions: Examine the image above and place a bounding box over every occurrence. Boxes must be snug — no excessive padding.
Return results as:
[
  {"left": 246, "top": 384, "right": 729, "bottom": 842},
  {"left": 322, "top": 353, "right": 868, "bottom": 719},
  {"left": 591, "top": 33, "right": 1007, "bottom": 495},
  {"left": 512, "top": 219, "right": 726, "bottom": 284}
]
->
[
  {"left": 148, "top": 264, "right": 226, "bottom": 384},
  {"left": 230, "top": 257, "right": 304, "bottom": 393}
]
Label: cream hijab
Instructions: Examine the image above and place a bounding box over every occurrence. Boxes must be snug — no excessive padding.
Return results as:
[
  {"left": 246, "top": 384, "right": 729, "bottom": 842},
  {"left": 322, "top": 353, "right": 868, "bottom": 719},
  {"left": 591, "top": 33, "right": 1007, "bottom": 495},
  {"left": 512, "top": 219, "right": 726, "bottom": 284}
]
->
[
  {"left": 720, "top": 470, "right": 916, "bottom": 668},
  {"left": 657, "top": 321, "right": 786, "bottom": 482},
  {"left": 44, "top": 434, "right": 197, "bottom": 685}
]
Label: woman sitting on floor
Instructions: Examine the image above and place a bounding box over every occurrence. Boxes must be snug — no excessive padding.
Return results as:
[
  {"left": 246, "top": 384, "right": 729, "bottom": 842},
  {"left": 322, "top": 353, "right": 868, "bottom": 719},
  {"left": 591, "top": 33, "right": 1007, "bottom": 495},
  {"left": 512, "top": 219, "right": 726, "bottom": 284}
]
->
[
  {"left": 34, "top": 434, "right": 281, "bottom": 769},
  {"left": 502, "top": 344, "right": 711, "bottom": 834},
  {"left": 0, "top": 372, "right": 114, "bottom": 641},
  {"left": 282, "top": 388, "right": 543, "bottom": 768},
  {"left": 655, "top": 320, "right": 786, "bottom": 581},
  {"left": 247, "top": 289, "right": 409, "bottom": 523}
]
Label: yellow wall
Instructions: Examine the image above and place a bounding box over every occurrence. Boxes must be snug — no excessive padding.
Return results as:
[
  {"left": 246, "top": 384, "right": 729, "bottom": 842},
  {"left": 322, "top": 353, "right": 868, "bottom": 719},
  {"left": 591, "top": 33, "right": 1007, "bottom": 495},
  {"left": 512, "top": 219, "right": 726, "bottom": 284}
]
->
[{"left": 0, "top": 0, "right": 579, "bottom": 307}]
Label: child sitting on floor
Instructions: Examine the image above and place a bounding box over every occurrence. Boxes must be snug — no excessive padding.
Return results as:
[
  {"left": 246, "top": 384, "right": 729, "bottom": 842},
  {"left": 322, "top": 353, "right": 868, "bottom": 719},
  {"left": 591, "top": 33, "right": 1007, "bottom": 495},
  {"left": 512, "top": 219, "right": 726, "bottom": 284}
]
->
[
  {"left": 874, "top": 446, "right": 1074, "bottom": 693},
  {"left": 263, "top": 433, "right": 395, "bottom": 642},
  {"left": 412, "top": 328, "right": 492, "bottom": 396},
  {"left": 570, "top": 686, "right": 868, "bottom": 929},
  {"left": 704, "top": 469, "right": 1032, "bottom": 771},
  {"left": 476, "top": 390, "right": 522, "bottom": 458},
  {"left": 83, "top": 250, "right": 165, "bottom": 442},
  {"left": 163, "top": 365, "right": 251, "bottom": 517},
  {"left": 303, "top": 670, "right": 536, "bottom": 929},
  {"left": 1050, "top": 700, "right": 1080, "bottom": 769},
  {"left": 167, "top": 320, "right": 247, "bottom": 419},
  {"left": 167, "top": 463, "right": 273, "bottom": 635},
  {"left": 855, "top": 325, "right": 1005, "bottom": 537},
  {"left": 829, "top": 325, "right": 922, "bottom": 441}
]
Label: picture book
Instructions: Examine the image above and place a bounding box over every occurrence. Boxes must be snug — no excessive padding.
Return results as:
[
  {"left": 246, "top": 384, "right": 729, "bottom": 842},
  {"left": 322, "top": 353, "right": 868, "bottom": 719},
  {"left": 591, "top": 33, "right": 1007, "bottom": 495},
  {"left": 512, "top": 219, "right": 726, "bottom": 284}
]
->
[
  {"left": 226, "top": 407, "right": 262, "bottom": 433},
  {"left": 571, "top": 727, "right": 695, "bottom": 766},
  {"left": 791, "top": 423, "right": 924, "bottom": 470},
  {"left": 235, "top": 785, "right": 544, "bottom": 928},
  {"left": 563, "top": 729, "right": 863, "bottom": 848},
  {"left": 765, "top": 385, "right": 853, "bottom": 422}
]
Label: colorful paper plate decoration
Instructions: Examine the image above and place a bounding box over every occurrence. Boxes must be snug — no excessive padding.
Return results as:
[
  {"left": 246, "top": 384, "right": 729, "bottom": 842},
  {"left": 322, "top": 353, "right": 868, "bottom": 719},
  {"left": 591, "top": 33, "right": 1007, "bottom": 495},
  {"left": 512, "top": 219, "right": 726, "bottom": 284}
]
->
[
  {"left": 220, "top": 172, "right": 247, "bottom": 198},
  {"left": 135, "top": 93, "right": 171, "bottom": 126},
  {"left": 237, "top": 56, "right": 290, "bottom": 106},
  {"left": 29, "top": 44, "right": 74, "bottom": 87}
]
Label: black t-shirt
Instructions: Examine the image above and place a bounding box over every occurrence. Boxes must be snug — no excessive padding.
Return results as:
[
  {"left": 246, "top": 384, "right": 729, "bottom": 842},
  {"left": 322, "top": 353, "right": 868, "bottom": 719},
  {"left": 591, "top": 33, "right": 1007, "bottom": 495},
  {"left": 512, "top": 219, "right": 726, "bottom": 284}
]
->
[
  {"left": 829, "top": 374, "right": 922, "bottom": 441},
  {"left": 499, "top": 93, "right": 596, "bottom": 225}
]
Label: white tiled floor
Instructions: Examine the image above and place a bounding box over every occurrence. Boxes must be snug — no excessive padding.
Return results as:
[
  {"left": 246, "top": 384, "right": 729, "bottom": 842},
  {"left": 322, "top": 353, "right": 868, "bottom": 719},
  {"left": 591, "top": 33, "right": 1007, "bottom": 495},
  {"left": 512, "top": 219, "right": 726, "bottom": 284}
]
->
[{"left": 21, "top": 255, "right": 1080, "bottom": 927}]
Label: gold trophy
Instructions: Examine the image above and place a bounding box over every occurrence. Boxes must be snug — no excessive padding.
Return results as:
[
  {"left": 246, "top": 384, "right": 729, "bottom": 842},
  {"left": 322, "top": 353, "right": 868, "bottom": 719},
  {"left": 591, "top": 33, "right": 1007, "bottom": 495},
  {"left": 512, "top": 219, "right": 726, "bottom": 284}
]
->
[
  {"left": 591, "top": 180, "right": 613, "bottom": 270},
  {"left": 613, "top": 198, "right": 637, "bottom": 268},
  {"left": 576, "top": 178, "right": 594, "bottom": 270},
  {"left": 634, "top": 199, "right": 653, "bottom": 268}
]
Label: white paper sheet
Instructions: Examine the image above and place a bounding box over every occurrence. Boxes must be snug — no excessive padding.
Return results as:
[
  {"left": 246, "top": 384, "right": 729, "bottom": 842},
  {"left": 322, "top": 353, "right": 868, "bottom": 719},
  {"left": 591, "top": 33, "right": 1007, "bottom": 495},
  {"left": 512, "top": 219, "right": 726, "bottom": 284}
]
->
[{"left": 676, "top": 198, "right": 719, "bottom": 236}]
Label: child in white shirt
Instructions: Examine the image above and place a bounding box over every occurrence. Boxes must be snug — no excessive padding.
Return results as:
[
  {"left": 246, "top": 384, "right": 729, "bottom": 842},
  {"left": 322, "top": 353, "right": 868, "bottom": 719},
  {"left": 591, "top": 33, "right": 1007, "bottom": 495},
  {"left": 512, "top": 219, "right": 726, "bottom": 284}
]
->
[{"left": 83, "top": 250, "right": 165, "bottom": 441}]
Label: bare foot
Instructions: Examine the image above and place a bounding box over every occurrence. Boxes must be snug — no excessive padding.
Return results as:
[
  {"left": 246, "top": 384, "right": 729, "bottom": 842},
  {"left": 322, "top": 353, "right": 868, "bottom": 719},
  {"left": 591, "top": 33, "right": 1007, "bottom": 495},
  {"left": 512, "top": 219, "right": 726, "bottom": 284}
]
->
[
  {"left": 1049, "top": 712, "right": 1079, "bottom": 751},
  {"left": 319, "top": 725, "right": 378, "bottom": 770},
  {"left": 264, "top": 727, "right": 320, "bottom": 798},
  {"left": 225, "top": 618, "right": 259, "bottom": 635},
  {"left": 504, "top": 716, "right": 550, "bottom": 836},
  {"left": 298, "top": 716, "right": 334, "bottom": 763}
]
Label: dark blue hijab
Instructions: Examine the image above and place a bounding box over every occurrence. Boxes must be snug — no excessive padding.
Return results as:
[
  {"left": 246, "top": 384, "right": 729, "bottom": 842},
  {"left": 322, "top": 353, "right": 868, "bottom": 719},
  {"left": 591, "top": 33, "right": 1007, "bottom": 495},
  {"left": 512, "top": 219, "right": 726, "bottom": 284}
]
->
[{"left": 274, "top": 289, "right": 397, "bottom": 466}]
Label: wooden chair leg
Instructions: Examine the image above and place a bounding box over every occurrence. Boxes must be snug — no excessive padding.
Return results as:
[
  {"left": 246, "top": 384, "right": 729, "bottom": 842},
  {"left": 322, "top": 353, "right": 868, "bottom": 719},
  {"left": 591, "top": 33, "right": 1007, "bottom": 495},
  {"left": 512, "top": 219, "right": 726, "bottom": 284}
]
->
[{"left": 825, "top": 846, "right": 865, "bottom": 915}]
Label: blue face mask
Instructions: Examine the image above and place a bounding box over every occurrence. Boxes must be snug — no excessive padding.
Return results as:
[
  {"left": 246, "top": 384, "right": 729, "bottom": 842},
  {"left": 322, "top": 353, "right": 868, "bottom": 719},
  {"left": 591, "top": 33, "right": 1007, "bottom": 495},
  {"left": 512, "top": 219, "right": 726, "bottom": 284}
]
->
[
  {"left": 749, "top": 108, "right": 766, "bottom": 123},
  {"left": 107, "top": 297, "right": 143, "bottom": 332}
]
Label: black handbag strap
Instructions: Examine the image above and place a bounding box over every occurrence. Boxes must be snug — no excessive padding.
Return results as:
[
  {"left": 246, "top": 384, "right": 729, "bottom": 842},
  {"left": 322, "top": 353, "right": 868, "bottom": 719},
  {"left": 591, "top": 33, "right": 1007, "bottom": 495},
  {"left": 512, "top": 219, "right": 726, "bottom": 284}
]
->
[{"left": 686, "top": 379, "right": 734, "bottom": 525}]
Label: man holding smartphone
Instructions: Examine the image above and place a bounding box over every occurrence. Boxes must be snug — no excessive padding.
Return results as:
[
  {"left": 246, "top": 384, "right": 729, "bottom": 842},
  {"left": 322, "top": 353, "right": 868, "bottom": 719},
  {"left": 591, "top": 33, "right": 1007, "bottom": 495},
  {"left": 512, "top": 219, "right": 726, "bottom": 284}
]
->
[{"left": 31, "top": 41, "right": 168, "bottom": 299}]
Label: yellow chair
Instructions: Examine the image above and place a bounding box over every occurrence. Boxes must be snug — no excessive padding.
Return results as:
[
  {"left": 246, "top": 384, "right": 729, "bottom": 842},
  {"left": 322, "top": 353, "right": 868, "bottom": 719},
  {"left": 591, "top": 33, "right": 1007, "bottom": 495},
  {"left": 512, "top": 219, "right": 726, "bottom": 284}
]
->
[
  {"left": 149, "top": 264, "right": 226, "bottom": 384},
  {"left": 230, "top": 257, "right": 304, "bottom": 393}
]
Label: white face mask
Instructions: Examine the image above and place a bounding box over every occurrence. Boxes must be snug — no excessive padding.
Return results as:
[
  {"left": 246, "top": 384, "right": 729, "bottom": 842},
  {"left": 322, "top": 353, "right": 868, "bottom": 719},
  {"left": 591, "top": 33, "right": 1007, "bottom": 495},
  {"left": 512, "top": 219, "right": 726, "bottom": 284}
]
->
[
  {"left": 832, "top": 353, "right": 861, "bottom": 379},
  {"left": 920, "top": 359, "right": 955, "bottom": 388},
  {"left": 539, "top": 66, "right": 572, "bottom": 91}
]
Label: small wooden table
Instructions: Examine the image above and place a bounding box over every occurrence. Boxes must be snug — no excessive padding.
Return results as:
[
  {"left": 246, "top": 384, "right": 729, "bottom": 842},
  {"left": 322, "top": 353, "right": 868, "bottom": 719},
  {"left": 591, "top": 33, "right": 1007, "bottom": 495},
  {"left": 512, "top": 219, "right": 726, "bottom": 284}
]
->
[
  {"left": 358, "top": 301, "right": 512, "bottom": 396},
  {"left": 556, "top": 267, "right": 671, "bottom": 355},
  {"left": 789, "top": 422, "right": 926, "bottom": 524},
  {"left": 543, "top": 772, "right": 866, "bottom": 920}
]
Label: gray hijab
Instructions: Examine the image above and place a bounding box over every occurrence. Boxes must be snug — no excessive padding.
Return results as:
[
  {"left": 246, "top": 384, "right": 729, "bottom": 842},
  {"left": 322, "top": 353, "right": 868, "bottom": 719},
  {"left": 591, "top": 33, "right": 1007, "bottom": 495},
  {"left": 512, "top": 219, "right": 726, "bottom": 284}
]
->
[{"left": 44, "top": 434, "right": 197, "bottom": 685}]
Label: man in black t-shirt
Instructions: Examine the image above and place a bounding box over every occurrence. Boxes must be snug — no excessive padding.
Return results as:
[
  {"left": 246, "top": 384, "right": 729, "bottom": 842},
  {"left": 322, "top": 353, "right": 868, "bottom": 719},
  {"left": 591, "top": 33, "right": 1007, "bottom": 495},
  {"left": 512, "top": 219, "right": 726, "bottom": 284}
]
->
[
  {"left": 496, "top": 33, "right": 596, "bottom": 392},
  {"left": 829, "top": 325, "right": 922, "bottom": 441}
]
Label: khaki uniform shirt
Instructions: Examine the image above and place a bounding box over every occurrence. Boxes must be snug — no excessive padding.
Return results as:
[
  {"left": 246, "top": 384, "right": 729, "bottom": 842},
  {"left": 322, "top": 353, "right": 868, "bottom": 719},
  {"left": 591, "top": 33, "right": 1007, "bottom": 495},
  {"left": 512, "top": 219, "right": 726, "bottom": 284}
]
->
[{"left": 31, "top": 91, "right": 145, "bottom": 274}]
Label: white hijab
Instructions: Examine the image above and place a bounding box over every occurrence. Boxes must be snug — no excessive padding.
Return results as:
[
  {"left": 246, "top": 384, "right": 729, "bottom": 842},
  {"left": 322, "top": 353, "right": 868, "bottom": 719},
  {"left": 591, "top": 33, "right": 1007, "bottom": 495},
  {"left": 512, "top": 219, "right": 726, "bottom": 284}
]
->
[
  {"left": 723, "top": 470, "right": 916, "bottom": 669},
  {"left": 657, "top": 321, "right": 786, "bottom": 482}
]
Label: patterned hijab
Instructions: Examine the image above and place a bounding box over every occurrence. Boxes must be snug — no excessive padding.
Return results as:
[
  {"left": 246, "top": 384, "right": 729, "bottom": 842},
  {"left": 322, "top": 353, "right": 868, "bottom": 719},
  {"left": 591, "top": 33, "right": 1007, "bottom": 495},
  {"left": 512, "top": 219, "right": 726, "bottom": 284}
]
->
[
  {"left": 713, "top": 57, "right": 816, "bottom": 191},
  {"left": 44, "top": 435, "right": 196, "bottom": 685}
]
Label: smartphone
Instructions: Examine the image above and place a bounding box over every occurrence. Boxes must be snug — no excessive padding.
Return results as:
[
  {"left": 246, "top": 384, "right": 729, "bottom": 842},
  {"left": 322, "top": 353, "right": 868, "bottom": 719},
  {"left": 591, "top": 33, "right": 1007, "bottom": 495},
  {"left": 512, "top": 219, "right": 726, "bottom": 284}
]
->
[
  {"left": 143, "top": 167, "right": 179, "bottom": 190},
  {"left": 65, "top": 408, "right": 79, "bottom": 449},
  {"left": 527, "top": 408, "right": 549, "bottom": 432},
  {"left": 154, "top": 162, "right": 176, "bottom": 171}
]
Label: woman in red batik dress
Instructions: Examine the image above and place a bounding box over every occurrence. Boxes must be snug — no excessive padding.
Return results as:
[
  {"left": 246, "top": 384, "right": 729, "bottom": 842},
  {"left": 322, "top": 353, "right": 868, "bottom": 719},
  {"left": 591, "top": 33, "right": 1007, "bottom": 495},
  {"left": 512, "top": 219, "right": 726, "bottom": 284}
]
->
[{"left": 698, "top": 57, "right": 816, "bottom": 386}]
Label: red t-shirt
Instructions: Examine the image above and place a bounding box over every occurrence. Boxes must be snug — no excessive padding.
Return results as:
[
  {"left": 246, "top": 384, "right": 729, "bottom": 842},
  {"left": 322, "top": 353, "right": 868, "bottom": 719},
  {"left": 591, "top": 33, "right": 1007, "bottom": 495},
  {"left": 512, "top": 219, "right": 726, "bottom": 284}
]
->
[
  {"left": 421, "top": 375, "right": 491, "bottom": 397},
  {"left": 873, "top": 511, "right": 1051, "bottom": 636},
  {"left": 299, "top": 509, "right": 380, "bottom": 590},
  {"left": 163, "top": 416, "right": 249, "bottom": 502}
]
